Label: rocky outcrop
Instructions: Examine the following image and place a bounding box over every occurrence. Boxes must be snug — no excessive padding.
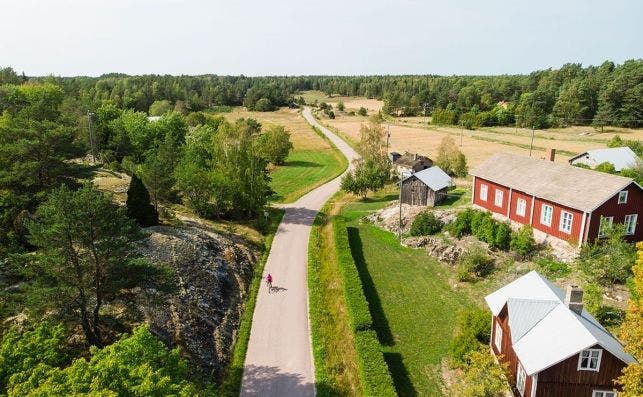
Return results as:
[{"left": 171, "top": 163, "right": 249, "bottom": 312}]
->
[
  {"left": 367, "top": 202, "right": 456, "bottom": 234},
  {"left": 136, "top": 225, "right": 258, "bottom": 380}
]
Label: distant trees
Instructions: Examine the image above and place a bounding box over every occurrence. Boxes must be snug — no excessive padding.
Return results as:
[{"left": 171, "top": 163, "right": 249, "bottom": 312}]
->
[
  {"left": 26, "top": 183, "right": 168, "bottom": 347},
  {"left": 148, "top": 99, "right": 172, "bottom": 116},
  {"left": 256, "top": 125, "right": 293, "bottom": 165}
]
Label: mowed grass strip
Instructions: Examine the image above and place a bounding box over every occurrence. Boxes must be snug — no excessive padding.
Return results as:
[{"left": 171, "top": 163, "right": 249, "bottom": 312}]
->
[
  {"left": 270, "top": 148, "right": 345, "bottom": 203},
  {"left": 308, "top": 197, "right": 362, "bottom": 396},
  {"left": 341, "top": 196, "right": 472, "bottom": 396}
]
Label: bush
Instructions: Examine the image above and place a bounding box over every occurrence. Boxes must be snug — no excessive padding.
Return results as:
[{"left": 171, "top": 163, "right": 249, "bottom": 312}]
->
[
  {"left": 578, "top": 224, "right": 636, "bottom": 284},
  {"left": 357, "top": 107, "right": 368, "bottom": 116},
  {"left": 510, "top": 225, "right": 536, "bottom": 257},
  {"left": 409, "top": 211, "right": 443, "bottom": 236},
  {"left": 456, "top": 245, "right": 494, "bottom": 281},
  {"left": 253, "top": 97, "right": 274, "bottom": 111},
  {"left": 472, "top": 211, "right": 495, "bottom": 244},
  {"left": 449, "top": 308, "right": 491, "bottom": 367},
  {"left": 431, "top": 108, "right": 457, "bottom": 125},
  {"left": 453, "top": 347, "right": 510, "bottom": 397},
  {"left": 333, "top": 217, "right": 373, "bottom": 332},
  {"left": 491, "top": 222, "right": 512, "bottom": 251},
  {"left": 594, "top": 305, "right": 626, "bottom": 328},
  {"left": 449, "top": 208, "right": 474, "bottom": 237},
  {"left": 536, "top": 255, "right": 571, "bottom": 278},
  {"left": 353, "top": 330, "right": 397, "bottom": 397},
  {"left": 126, "top": 174, "right": 158, "bottom": 227},
  {"left": 336, "top": 101, "right": 345, "bottom": 111}
]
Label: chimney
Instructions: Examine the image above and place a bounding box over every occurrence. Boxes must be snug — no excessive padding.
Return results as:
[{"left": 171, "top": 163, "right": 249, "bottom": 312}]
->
[
  {"left": 565, "top": 285, "right": 584, "bottom": 314},
  {"left": 546, "top": 148, "right": 556, "bottom": 162}
]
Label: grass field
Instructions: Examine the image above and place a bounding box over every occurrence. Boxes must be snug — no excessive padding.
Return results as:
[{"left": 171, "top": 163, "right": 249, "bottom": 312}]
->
[
  {"left": 325, "top": 112, "right": 642, "bottom": 167},
  {"left": 221, "top": 108, "right": 346, "bottom": 203},
  {"left": 297, "top": 90, "right": 383, "bottom": 113},
  {"left": 340, "top": 193, "right": 474, "bottom": 396}
]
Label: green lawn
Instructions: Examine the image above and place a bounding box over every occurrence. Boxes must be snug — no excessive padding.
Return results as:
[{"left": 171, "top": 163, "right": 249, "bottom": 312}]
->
[
  {"left": 341, "top": 196, "right": 474, "bottom": 396},
  {"left": 270, "top": 148, "right": 346, "bottom": 203}
]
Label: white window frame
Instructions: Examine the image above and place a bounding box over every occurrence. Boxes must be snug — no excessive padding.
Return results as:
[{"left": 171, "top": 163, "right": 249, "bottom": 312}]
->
[
  {"left": 494, "top": 322, "right": 502, "bottom": 352},
  {"left": 624, "top": 214, "right": 637, "bottom": 235},
  {"left": 578, "top": 348, "right": 602, "bottom": 372},
  {"left": 618, "top": 190, "right": 628, "bottom": 204},
  {"left": 516, "top": 363, "right": 527, "bottom": 396},
  {"left": 559, "top": 211, "right": 573, "bottom": 234},
  {"left": 480, "top": 184, "right": 488, "bottom": 201},
  {"left": 494, "top": 190, "right": 504, "bottom": 207},
  {"left": 592, "top": 390, "right": 617, "bottom": 397},
  {"left": 516, "top": 198, "right": 526, "bottom": 217},
  {"left": 540, "top": 204, "right": 553, "bottom": 226},
  {"left": 599, "top": 216, "right": 614, "bottom": 238}
]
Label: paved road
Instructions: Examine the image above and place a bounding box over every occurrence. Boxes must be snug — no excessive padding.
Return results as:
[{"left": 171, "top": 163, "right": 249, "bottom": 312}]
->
[{"left": 240, "top": 107, "right": 357, "bottom": 396}]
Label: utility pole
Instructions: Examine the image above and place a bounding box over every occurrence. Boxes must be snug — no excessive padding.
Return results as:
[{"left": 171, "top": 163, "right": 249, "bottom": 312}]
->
[
  {"left": 423, "top": 102, "right": 428, "bottom": 123},
  {"left": 398, "top": 176, "right": 402, "bottom": 241},
  {"left": 87, "top": 111, "right": 96, "bottom": 164},
  {"left": 529, "top": 126, "right": 535, "bottom": 157},
  {"left": 386, "top": 124, "right": 391, "bottom": 155}
]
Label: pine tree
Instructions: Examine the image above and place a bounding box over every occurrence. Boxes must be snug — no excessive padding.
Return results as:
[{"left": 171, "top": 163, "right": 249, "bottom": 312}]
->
[{"left": 126, "top": 175, "right": 159, "bottom": 227}]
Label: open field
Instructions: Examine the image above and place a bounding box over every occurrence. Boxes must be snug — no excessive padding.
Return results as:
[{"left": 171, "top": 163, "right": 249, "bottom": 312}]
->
[
  {"left": 297, "top": 90, "right": 384, "bottom": 113},
  {"left": 325, "top": 113, "right": 643, "bottom": 167},
  {"left": 340, "top": 192, "right": 473, "bottom": 396},
  {"left": 221, "top": 108, "right": 346, "bottom": 203}
]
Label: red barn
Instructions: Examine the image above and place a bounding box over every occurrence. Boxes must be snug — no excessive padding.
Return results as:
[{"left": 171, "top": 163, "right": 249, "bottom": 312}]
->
[
  {"left": 470, "top": 153, "right": 642, "bottom": 246},
  {"left": 485, "top": 271, "right": 636, "bottom": 397}
]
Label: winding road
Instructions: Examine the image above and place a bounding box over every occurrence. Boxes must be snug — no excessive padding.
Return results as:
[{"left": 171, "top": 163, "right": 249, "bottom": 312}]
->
[{"left": 240, "top": 107, "right": 357, "bottom": 396}]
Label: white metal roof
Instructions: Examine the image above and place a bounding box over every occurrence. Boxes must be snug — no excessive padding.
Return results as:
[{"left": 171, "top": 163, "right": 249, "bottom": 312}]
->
[
  {"left": 569, "top": 147, "right": 640, "bottom": 172},
  {"left": 485, "top": 271, "right": 636, "bottom": 375},
  {"left": 403, "top": 166, "right": 452, "bottom": 191}
]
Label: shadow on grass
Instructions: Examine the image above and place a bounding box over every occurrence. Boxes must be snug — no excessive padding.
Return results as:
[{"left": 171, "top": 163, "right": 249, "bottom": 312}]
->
[
  {"left": 384, "top": 352, "right": 417, "bottom": 397},
  {"left": 437, "top": 190, "right": 465, "bottom": 207},
  {"left": 346, "top": 226, "right": 395, "bottom": 346},
  {"left": 359, "top": 193, "right": 399, "bottom": 204},
  {"left": 285, "top": 160, "right": 323, "bottom": 168}
]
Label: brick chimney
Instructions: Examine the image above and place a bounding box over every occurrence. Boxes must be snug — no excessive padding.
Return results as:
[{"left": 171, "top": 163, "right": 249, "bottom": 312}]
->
[
  {"left": 565, "top": 285, "right": 584, "bottom": 314},
  {"left": 546, "top": 148, "right": 556, "bottom": 162}
]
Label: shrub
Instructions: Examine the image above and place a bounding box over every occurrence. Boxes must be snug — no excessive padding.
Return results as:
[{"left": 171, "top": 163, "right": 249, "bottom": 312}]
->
[
  {"left": 353, "top": 330, "right": 397, "bottom": 397},
  {"left": 510, "top": 225, "right": 536, "bottom": 257},
  {"left": 126, "top": 174, "right": 158, "bottom": 227},
  {"left": 357, "top": 107, "right": 368, "bottom": 116},
  {"left": 333, "top": 217, "right": 373, "bottom": 332},
  {"left": 431, "top": 108, "right": 457, "bottom": 125},
  {"left": 456, "top": 245, "right": 494, "bottom": 281},
  {"left": 449, "top": 208, "right": 474, "bottom": 237},
  {"left": 336, "top": 101, "right": 345, "bottom": 111},
  {"left": 491, "top": 222, "right": 512, "bottom": 251},
  {"left": 583, "top": 282, "right": 604, "bottom": 315},
  {"left": 594, "top": 306, "right": 626, "bottom": 328},
  {"left": 578, "top": 224, "right": 636, "bottom": 285},
  {"left": 535, "top": 255, "right": 571, "bottom": 278},
  {"left": 253, "top": 97, "right": 274, "bottom": 111},
  {"left": 453, "top": 347, "right": 510, "bottom": 397},
  {"left": 472, "top": 211, "right": 495, "bottom": 244},
  {"left": 409, "top": 211, "right": 443, "bottom": 236},
  {"left": 449, "top": 308, "right": 491, "bottom": 367},
  {"left": 449, "top": 330, "right": 481, "bottom": 367}
]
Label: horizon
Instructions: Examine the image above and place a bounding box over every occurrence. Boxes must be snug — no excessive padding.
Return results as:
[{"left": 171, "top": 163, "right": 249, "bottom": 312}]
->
[{"left": 2, "top": 0, "right": 641, "bottom": 77}]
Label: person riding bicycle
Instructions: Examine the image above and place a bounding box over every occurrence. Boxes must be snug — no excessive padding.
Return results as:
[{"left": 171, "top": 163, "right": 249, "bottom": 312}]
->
[{"left": 266, "top": 273, "right": 273, "bottom": 293}]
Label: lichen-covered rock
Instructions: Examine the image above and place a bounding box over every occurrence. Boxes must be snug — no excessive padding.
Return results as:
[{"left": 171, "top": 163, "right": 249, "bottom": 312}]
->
[{"left": 136, "top": 225, "right": 257, "bottom": 379}]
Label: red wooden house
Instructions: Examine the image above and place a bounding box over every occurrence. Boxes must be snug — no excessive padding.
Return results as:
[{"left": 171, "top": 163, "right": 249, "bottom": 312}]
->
[
  {"left": 470, "top": 153, "right": 642, "bottom": 246},
  {"left": 485, "top": 271, "right": 636, "bottom": 397}
]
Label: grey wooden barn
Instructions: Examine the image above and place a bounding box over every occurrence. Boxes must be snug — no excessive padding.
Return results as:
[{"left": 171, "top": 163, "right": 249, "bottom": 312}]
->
[{"left": 401, "top": 166, "right": 452, "bottom": 206}]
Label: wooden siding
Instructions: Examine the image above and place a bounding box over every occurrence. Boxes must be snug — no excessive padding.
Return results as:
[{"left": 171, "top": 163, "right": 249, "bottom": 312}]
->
[
  {"left": 536, "top": 344, "right": 624, "bottom": 397},
  {"left": 531, "top": 198, "right": 584, "bottom": 244},
  {"left": 508, "top": 189, "right": 533, "bottom": 225},
  {"left": 588, "top": 182, "right": 643, "bottom": 243},
  {"left": 400, "top": 176, "right": 447, "bottom": 206},
  {"left": 474, "top": 177, "right": 510, "bottom": 215}
]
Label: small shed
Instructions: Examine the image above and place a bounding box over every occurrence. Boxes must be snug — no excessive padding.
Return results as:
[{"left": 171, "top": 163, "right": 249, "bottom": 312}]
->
[
  {"left": 569, "top": 146, "right": 640, "bottom": 171},
  {"left": 401, "top": 166, "right": 452, "bottom": 206},
  {"left": 393, "top": 152, "right": 433, "bottom": 177}
]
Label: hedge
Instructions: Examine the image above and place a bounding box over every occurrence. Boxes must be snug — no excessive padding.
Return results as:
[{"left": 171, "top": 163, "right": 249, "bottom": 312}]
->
[
  {"left": 333, "top": 216, "right": 373, "bottom": 332},
  {"left": 354, "top": 330, "right": 397, "bottom": 397}
]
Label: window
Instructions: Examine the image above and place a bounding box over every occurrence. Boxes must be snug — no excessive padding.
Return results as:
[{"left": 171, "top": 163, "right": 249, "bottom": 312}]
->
[
  {"left": 624, "top": 214, "right": 637, "bottom": 235},
  {"left": 559, "top": 211, "right": 573, "bottom": 234},
  {"left": 480, "top": 184, "right": 488, "bottom": 201},
  {"left": 494, "top": 322, "right": 503, "bottom": 352},
  {"left": 540, "top": 204, "right": 553, "bottom": 226},
  {"left": 516, "top": 363, "right": 527, "bottom": 396},
  {"left": 618, "top": 190, "right": 628, "bottom": 204},
  {"left": 599, "top": 216, "right": 613, "bottom": 237},
  {"left": 516, "top": 198, "right": 527, "bottom": 217},
  {"left": 593, "top": 391, "right": 617, "bottom": 397},
  {"left": 494, "top": 190, "right": 504, "bottom": 207},
  {"left": 578, "top": 348, "right": 602, "bottom": 371}
]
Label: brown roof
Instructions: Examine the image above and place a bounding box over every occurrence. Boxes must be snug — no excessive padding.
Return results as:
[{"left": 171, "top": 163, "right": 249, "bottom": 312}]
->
[
  {"left": 394, "top": 152, "right": 432, "bottom": 167},
  {"left": 470, "top": 152, "right": 638, "bottom": 212}
]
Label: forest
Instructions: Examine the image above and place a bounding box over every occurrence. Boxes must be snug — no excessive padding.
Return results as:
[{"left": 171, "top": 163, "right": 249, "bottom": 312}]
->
[{"left": 0, "top": 58, "right": 641, "bottom": 394}]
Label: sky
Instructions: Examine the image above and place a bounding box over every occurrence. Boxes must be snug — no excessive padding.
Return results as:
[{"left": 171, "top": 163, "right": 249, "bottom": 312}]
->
[{"left": 1, "top": 0, "right": 641, "bottom": 77}]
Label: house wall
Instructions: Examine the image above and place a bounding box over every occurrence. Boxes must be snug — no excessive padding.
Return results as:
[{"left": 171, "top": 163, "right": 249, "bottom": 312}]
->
[
  {"left": 473, "top": 177, "right": 510, "bottom": 215},
  {"left": 508, "top": 189, "right": 533, "bottom": 225},
  {"left": 536, "top": 344, "right": 625, "bottom": 397},
  {"left": 531, "top": 198, "right": 584, "bottom": 244},
  {"left": 587, "top": 182, "right": 643, "bottom": 243},
  {"left": 491, "top": 308, "right": 535, "bottom": 397}
]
